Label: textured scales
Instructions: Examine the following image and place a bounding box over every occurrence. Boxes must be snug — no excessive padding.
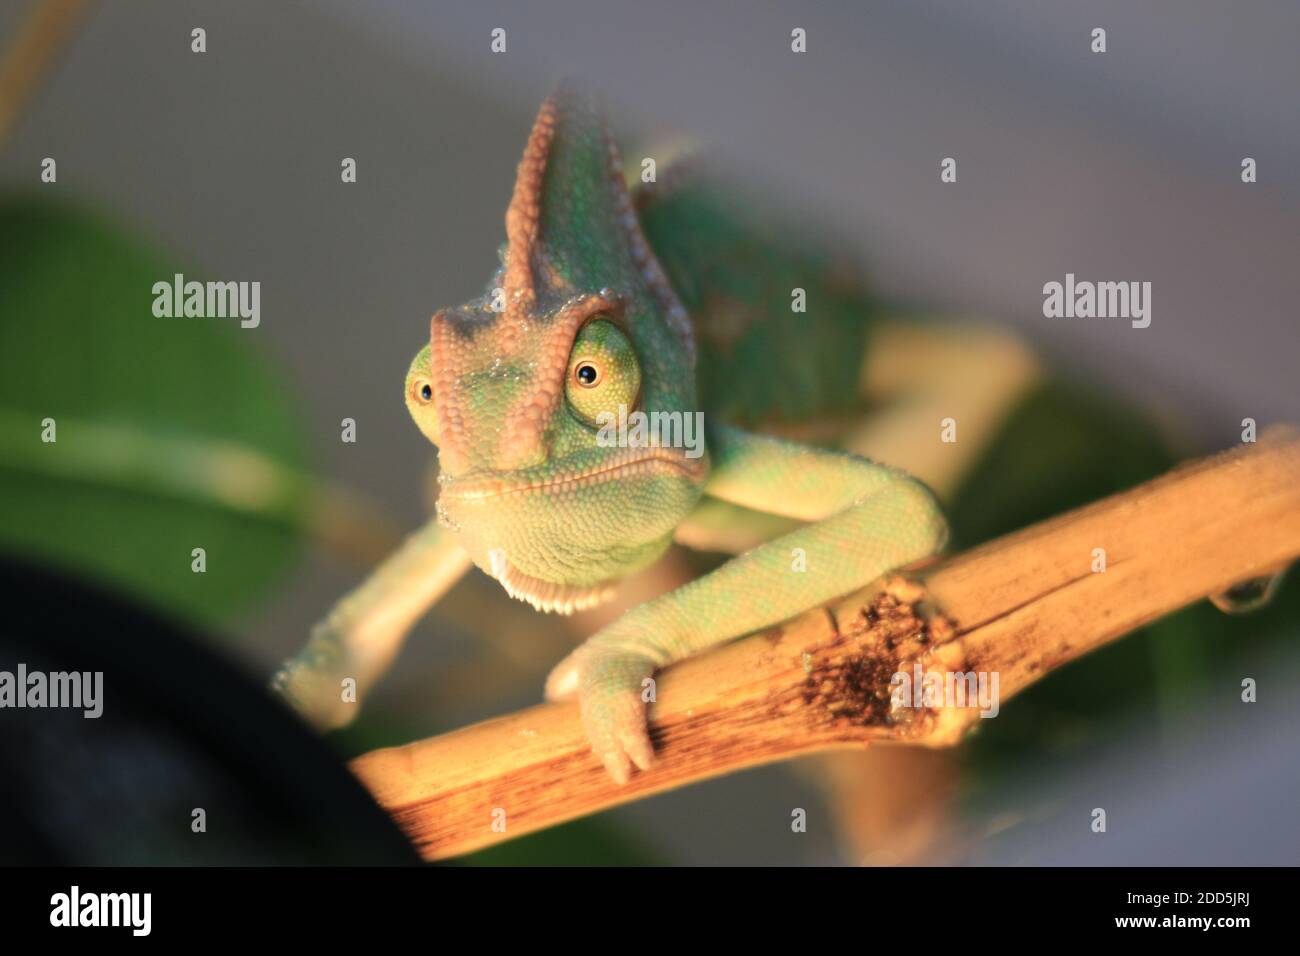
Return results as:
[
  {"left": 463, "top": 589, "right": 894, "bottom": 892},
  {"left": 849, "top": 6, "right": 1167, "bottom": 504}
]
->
[
  {"left": 431, "top": 92, "right": 693, "bottom": 477},
  {"left": 277, "top": 88, "right": 949, "bottom": 784}
]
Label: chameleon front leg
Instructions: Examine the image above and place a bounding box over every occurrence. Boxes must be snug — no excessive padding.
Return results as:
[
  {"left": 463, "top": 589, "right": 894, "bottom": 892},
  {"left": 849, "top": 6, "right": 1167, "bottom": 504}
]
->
[
  {"left": 675, "top": 320, "right": 1039, "bottom": 556},
  {"left": 272, "top": 518, "right": 471, "bottom": 731},
  {"left": 847, "top": 318, "right": 1042, "bottom": 498},
  {"left": 673, "top": 495, "right": 799, "bottom": 554},
  {"left": 546, "top": 423, "right": 948, "bottom": 782}
]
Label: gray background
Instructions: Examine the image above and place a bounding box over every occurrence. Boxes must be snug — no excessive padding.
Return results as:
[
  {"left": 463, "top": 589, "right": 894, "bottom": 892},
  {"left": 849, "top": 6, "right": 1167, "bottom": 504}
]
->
[{"left": 1, "top": 0, "right": 1295, "bottom": 864}]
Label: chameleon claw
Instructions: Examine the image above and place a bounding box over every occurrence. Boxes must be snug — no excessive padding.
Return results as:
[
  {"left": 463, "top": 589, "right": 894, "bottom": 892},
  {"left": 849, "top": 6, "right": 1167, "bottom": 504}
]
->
[
  {"left": 600, "top": 750, "right": 632, "bottom": 785},
  {"left": 593, "top": 719, "right": 654, "bottom": 785},
  {"left": 621, "top": 726, "right": 656, "bottom": 773},
  {"left": 550, "top": 642, "right": 658, "bottom": 783}
]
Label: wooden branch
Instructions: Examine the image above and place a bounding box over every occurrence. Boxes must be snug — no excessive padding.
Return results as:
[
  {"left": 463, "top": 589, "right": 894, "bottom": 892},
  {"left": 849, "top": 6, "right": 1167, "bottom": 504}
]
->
[{"left": 350, "top": 429, "right": 1300, "bottom": 860}]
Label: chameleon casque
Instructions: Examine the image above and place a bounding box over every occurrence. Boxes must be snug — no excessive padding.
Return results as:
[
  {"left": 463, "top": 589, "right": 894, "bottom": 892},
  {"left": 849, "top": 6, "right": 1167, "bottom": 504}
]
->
[{"left": 274, "top": 88, "right": 1038, "bottom": 783}]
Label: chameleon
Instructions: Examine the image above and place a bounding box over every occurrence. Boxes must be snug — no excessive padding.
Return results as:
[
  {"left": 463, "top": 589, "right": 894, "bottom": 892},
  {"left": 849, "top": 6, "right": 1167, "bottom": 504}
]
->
[{"left": 273, "top": 87, "right": 1039, "bottom": 783}]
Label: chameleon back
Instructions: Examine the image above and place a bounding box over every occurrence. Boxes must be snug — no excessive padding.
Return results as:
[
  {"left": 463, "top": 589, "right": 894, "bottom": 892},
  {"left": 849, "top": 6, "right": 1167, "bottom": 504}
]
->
[{"left": 636, "top": 172, "right": 874, "bottom": 427}]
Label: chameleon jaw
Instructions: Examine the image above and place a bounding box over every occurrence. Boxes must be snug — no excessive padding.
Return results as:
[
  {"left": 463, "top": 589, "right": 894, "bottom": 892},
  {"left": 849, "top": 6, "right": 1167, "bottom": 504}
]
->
[{"left": 489, "top": 552, "right": 618, "bottom": 615}]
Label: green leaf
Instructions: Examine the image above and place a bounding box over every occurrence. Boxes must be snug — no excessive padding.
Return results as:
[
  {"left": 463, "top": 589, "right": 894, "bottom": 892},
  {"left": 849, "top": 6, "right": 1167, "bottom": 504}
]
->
[{"left": 0, "top": 196, "right": 310, "bottom": 627}]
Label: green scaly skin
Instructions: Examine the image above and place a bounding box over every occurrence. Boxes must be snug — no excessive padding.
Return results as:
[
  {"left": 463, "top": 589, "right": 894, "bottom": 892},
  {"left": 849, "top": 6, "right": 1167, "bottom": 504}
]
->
[{"left": 274, "top": 88, "right": 947, "bottom": 783}]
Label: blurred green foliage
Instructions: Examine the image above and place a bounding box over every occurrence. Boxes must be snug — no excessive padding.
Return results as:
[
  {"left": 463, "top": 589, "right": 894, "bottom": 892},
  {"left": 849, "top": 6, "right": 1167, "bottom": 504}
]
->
[
  {"left": 461, "top": 817, "right": 663, "bottom": 866},
  {"left": 0, "top": 197, "right": 309, "bottom": 626}
]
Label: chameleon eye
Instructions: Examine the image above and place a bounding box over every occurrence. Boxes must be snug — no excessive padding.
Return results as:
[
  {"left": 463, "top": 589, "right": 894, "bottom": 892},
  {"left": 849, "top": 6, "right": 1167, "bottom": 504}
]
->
[
  {"left": 411, "top": 379, "right": 434, "bottom": 404},
  {"left": 404, "top": 344, "right": 441, "bottom": 446},
  {"left": 565, "top": 319, "right": 640, "bottom": 427}
]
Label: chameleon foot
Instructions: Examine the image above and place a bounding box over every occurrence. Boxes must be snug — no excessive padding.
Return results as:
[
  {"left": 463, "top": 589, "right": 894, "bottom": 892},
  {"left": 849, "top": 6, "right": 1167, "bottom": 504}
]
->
[
  {"left": 546, "top": 645, "right": 657, "bottom": 784},
  {"left": 270, "top": 621, "right": 363, "bottom": 732}
]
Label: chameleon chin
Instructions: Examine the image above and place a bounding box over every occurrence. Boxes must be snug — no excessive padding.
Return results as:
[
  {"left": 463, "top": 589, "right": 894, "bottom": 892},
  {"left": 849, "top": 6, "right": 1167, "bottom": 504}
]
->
[
  {"left": 274, "top": 85, "right": 950, "bottom": 785},
  {"left": 437, "top": 442, "right": 710, "bottom": 615}
]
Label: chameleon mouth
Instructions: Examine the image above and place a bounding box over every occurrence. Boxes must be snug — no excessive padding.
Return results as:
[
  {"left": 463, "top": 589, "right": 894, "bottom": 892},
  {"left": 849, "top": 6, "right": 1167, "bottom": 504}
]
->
[{"left": 439, "top": 447, "right": 705, "bottom": 502}]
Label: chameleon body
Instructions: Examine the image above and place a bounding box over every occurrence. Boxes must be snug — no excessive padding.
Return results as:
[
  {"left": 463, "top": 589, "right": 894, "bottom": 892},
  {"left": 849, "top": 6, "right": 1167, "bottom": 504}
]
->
[{"left": 276, "top": 89, "right": 960, "bottom": 783}]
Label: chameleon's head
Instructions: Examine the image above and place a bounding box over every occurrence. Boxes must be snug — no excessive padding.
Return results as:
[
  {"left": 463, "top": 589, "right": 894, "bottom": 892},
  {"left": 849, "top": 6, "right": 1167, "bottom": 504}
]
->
[{"left": 403, "top": 88, "right": 708, "bottom": 613}]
